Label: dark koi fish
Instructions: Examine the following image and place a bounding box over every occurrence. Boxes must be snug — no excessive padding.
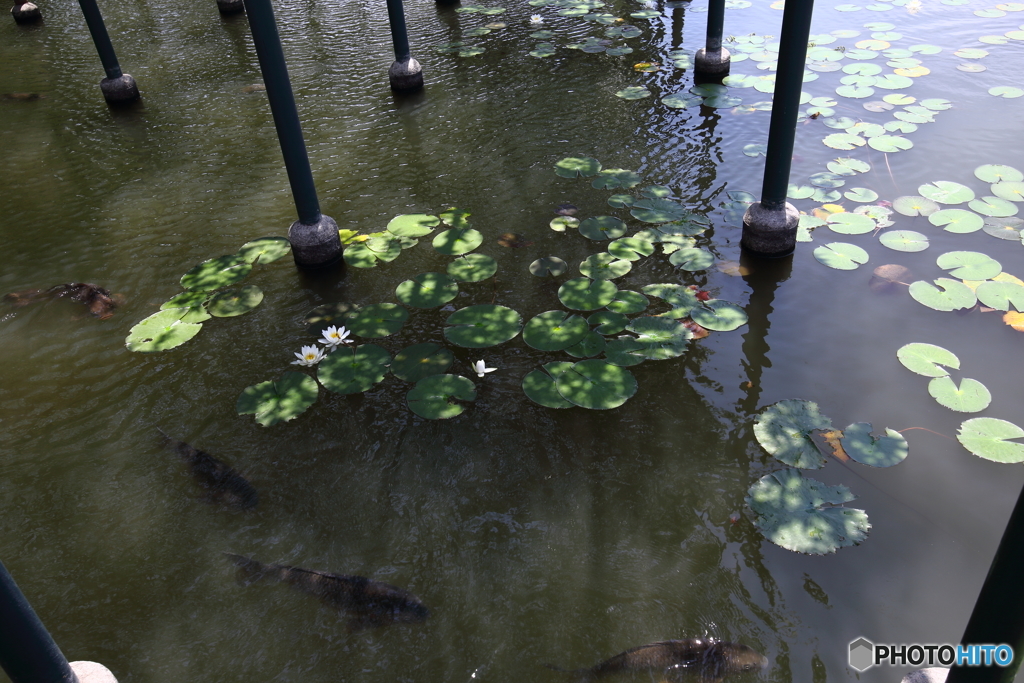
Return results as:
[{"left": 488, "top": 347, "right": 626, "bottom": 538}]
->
[
  {"left": 3, "top": 283, "right": 120, "bottom": 319},
  {"left": 157, "top": 429, "right": 258, "bottom": 509}
]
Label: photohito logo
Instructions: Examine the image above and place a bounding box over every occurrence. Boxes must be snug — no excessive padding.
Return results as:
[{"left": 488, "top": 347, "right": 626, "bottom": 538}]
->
[{"left": 849, "top": 638, "right": 1015, "bottom": 672}]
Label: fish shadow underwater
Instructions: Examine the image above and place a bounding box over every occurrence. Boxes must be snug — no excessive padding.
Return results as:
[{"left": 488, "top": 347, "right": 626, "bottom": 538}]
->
[
  {"left": 157, "top": 429, "right": 258, "bottom": 510},
  {"left": 225, "top": 554, "right": 430, "bottom": 632}
]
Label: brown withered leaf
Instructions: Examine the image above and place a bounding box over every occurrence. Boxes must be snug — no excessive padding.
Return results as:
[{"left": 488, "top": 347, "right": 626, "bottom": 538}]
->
[
  {"left": 1004, "top": 311, "right": 1024, "bottom": 332},
  {"left": 869, "top": 264, "right": 911, "bottom": 294},
  {"left": 555, "top": 203, "right": 578, "bottom": 216},
  {"left": 716, "top": 260, "right": 750, "bottom": 277},
  {"left": 681, "top": 318, "right": 710, "bottom": 339},
  {"left": 498, "top": 233, "right": 534, "bottom": 248},
  {"left": 812, "top": 429, "right": 850, "bottom": 462}
]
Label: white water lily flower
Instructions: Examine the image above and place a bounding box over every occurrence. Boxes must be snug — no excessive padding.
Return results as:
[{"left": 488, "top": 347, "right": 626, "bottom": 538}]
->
[
  {"left": 473, "top": 360, "right": 496, "bottom": 377},
  {"left": 530, "top": 14, "right": 543, "bottom": 23},
  {"left": 291, "top": 345, "right": 326, "bottom": 366},
  {"left": 318, "top": 325, "right": 352, "bottom": 348}
]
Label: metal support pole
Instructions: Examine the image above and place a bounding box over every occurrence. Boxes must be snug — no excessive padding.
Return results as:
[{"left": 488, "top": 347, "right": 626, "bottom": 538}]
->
[
  {"left": 694, "top": 0, "right": 730, "bottom": 79},
  {"left": 946, "top": 478, "right": 1024, "bottom": 683},
  {"left": 0, "top": 559, "right": 79, "bottom": 683},
  {"left": 242, "top": 0, "right": 341, "bottom": 268},
  {"left": 386, "top": 0, "right": 423, "bottom": 91},
  {"left": 77, "top": 0, "right": 140, "bottom": 102},
  {"left": 740, "top": 0, "right": 814, "bottom": 257}
]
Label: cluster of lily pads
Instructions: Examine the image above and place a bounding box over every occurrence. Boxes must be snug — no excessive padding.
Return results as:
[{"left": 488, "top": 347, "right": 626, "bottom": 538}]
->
[
  {"left": 896, "top": 343, "right": 1024, "bottom": 463},
  {"left": 746, "top": 398, "right": 908, "bottom": 555},
  {"left": 125, "top": 237, "right": 291, "bottom": 353}
]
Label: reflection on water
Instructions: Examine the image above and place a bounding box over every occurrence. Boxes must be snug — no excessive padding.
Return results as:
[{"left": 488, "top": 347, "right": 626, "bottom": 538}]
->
[{"left": 3, "top": 0, "right": 1024, "bottom": 681}]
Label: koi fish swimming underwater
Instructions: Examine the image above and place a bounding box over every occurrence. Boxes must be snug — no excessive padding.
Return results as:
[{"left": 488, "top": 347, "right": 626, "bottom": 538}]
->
[
  {"left": 225, "top": 554, "right": 430, "bottom": 631},
  {"left": 157, "top": 429, "right": 258, "bottom": 509},
  {"left": 3, "top": 283, "right": 120, "bottom": 319},
  {"left": 547, "top": 638, "right": 769, "bottom": 683}
]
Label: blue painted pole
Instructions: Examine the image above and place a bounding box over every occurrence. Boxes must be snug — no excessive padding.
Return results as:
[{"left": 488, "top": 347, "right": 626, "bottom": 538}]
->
[
  {"left": 0, "top": 559, "right": 79, "bottom": 683},
  {"left": 242, "top": 0, "right": 342, "bottom": 268},
  {"left": 76, "top": 0, "right": 140, "bottom": 102}
]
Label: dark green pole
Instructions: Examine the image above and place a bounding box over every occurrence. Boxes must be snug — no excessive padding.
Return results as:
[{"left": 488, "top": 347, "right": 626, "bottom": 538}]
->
[
  {"left": 242, "top": 0, "right": 342, "bottom": 268},
  {"left": 0, "top": 560, "right": 79, "bottom": 683},
  {"left": 740, "top": 0, "right": 814, "bottom": 257},
  {"left": 695, "top": 0, "right": 730, "bottom": 78},
  {"left": 77, "top": 0, "right": 140, "bottom": 102},
  {"left": 386, "top": 0, "right": 424, "bottom": 91},
  {"left": 946, "top": 478, "right": 1024, "bottom": 683}
]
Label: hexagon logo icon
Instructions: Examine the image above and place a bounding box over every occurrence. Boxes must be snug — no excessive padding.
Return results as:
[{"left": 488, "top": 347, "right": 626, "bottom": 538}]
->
[{"left": 849, "top": 637, "right": 875, "bottom": 672}]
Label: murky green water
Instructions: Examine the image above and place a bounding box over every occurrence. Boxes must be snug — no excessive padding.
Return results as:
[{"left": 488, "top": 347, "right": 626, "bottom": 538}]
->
[{"left": 2, "top": 0, "right": 1024, "bottom": 681}]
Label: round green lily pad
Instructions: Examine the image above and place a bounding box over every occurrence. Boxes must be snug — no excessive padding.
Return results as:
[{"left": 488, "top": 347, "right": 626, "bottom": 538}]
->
[
  {"left": 606, "top": 290, "right": 649, "bottom": 314},
  {"left": 395, "top": 272, "right": 459, "bottom": 308},
  {"left": 237, "top": 237, "right": 291, "bottom": 264},
  {"left": 893, "top": 196, "right": 939, "bottom": 216},
  {"left": 448, "top": 253, "right": 497, "bottom": 282},
  {"left": 630, "top": 198, "right": 689, "bottom": 223},
  {"left": 208, "top": 284, "right": 264, "bottom": 317},
  {"left": 957, "top": 418, "right": 1024, "bottom": 463},
  {"left": 555, "top": 359, "right": 638, "bottom": 410},
  {"left": 444, "top": 304, "right": 523, "bottom": 348},
  {"left": 827, "top": 213, "right": 875, "bottom": 234},
  {"left": 929, "top": 209, "right": 984, "bottom": 233},
  {"left": 662, "top": 93, "right": 704, "bottom": 108},
  {"left": 550, "top": 216, "right": 580, "bottom": 232},
  {"left": 867, "top": 135, "right": 913, "bottom": 152},
  {"left": 840, "top": 423, "right": 909, "bottom": 467},
  {"left": 343, "top": 242, "right": 379, "bottom": 269},
  {"left": 970, "top": 196, "right": 1019, "bottom": 217},
  {"left": 928, "top": 376, "right": 991, "bottom": 413},
  {"left": 592, "top": 168, "right": 643, "bottom": 190},
  {"left": 564, "top": 330, "right": 607, "bottom": 358},
  {"left": 844, "top": 188, "right": 878, "bottom": 202},
  {"left": 433, "top": 227, "right": 484, "bottom": 255},
  {"left": 387, "top": 214, "right": 440, "bottom": 238},
  {"left": 522, "top": 368, "right": 574, "bottom": 409},
  {"left": 669, "top": 248, "right": 715, "bottom": 271},
  {"left": 608, "top": 238, "right": 655, "bottom": 261},
  {"left": 991, "top": 181, "right": 1024, "bottom": 202},
  {"left": 975, "top": 164, "right": 1023, "bottom": 183},
  {"left": 180, "top": 254, "right": 252, "bottom": 291},
  {"left": 317, "top": 344, "right": 391, "bottom": 394},
  {"left": 976, "top": 281, "right": 1024, "bottom": 311},
  {"left": 161, "top": 291, "right": 211, "bottom": 323},
  {"left": 364, "top": 234, "right": 403, "bottom": 261},
  {"left": 530, "top": 256, "right": 568, "bottom": 277},
  {"left": 236, "top": 372, "right": 318, "bottom": 427},
  {"left": 407, "top": 374, "right": 476, "bottom": 419},
  {"left": 908, "top": 278, "right": 978, "bottom": 311},
  {"left": 823, "top": 133, "right": 867, "bottom": 150},
  {"left": 625, "top": 316, "right": 692, "bottom": 360},
  {"left": 558, "top": 277, "right": 618, "bottom": 311},
  {"left": 616, "top": 86, "right": 651, "bottom": 100},
  {"left": 897, "top": 342, "right": 959, "bottom": 377},
  {"left": 607, "top": 194, "right": 635, "bottom": 209},
  {"left": 689, "top": 299, "right": 749, "bottom": 331},
  {"left": 919, "top": 181, "right": 975, "bottom": 205},
  {"left": 879, "top": 230, "right": 929, "bottom": 252},
  {"left": 390, "top": 342, "right": 454, "bottom": 383},
  {"left": 578, "top": 216, "right": 628, "bottom": 240},
  {"left": 588, "top": 311, "right": 629, "bottom": 335},
  {"left": 126, "top": 309, "right": 202, "bottom": 353},
  {"left": 642, "top": 283, "right": 698, "bottom": 318},
  {"left": 814, "top": 242, "right": 870, "bottom": 270},
  {"left": 345, "top": 303, "right": 409, "bottom": 338},
  {"left": 990, "top": 86, "right": 1024, "bottom": 98},
  {"left": 523, "top": 310, "right": 590, "bottom": 351},
  {"left": 754, "top": 399, "right": 833, "bottom": 468},
  {"left": 829, "top": 158, "right": 871, "bottom": 175},
  {"left": 746, "top": 468, "right": 870, "bottom": 555},
  {"left": 983, "top": 216, "right": 1024, "bottom": 240},
  {"left": 936, "top": 251, "right": 1001, "bottom": 280},
  {"left": 579, "top": 253, "right": 632, "bottom": 280},
  {"left": 603, "top": 337, "right": 647, "bottom": 367}
]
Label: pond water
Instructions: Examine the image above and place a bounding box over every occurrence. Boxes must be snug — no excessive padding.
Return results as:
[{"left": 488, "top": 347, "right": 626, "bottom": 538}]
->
[{"left": 2, "top": 0, "right": 1024, "bottom": 681}]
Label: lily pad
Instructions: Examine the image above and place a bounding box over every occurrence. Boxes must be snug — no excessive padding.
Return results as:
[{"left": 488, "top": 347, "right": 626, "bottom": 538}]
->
[
  {"left": 823, "top": 133, "right": 867, "bottom": 150},
  {"left": 893, "top": 196, "right": 939, "bottom": 216},
  {"left": 588, "top": 311, "right": 629, "bottom": 335},
  {"left": 616, "top": 86, "right": 651, "bottom": 100},
  {"left": 343, "top": 242, "right": 380, "bottom": 269},
  {"left": 180, "top": 254, "right": 252, "bottom": 291},
  {"left": 555, "top": 156, "right": 602, "bottom": 178},
  {"left": 897, "top": 342, "right": 959, "bottom": 377},
  {"left": 867, "top": 135, "right": 912, "bottom": 152},
  {"left": 844, "top": 188, "right": 878, "bottom": 202},
  {"left": 579, "top": 216, "right": 628, "bottom": 240},
  {"left": 608, "top": 237, "right": 655, "bottom": 261},
  {"left": 754, "top": 399, "right": 833, "bottom": 468},
  {"left": 345, "top": 303, "right": 409, "bottom": 338},
  {"left": 530, "top": 256, "right": 568, "bottom": 277},
  {"left": 448, "top": 253, "right": 498, "bottom": 282},
  {"left": 592, "top": 168, "right": 642, "bottom": 190},
  {"left": 407, "top": 374, "right": 476, "bottom": 419},
  {"left": 551, "top": 216, "right": 580, "bottom": 232},
  {"left": 522, "top": 366, "right": 574, "bottom": 409},
  {"left": 558, "top": 277, "right": 618, "bottom": 311},
  {"left": 879, "top": 230, "right": 929, "bottom": 252},
  {"left": 236, "top": 372, "right": 318, "bottom": 427},
  {"left": 237, "top": 237, "right": 291, "bottom": 264},
  {"left": 607, "top": 195, "right": 635, "bottom": 209},
  {"left": 317, "top": 344, "right": 391, "bottom": 394},
  {"left": 969, "top": 196, "right": 1019, "bottom": 217},
  {"left": 928, "top": 209, "right": 983, "bottom": 233},
  {"left": 669, "top": 248, "right": 715, "bottom": 271},
  {"left": 642, "top": 283, "right": 698, "bottom": 318},
  {"left": 387, "top": 214, "right": 440, "bottom": 238},
  {"left": 689, "top": 299, "right": 749, "bottom": 331},
  {"left": 919, "top": 181, "right": 975, "bottom": 205},
  {"left": 990, "top": 86, "right": 1024, "bottom": 98},
  {"left": 746, "top": 469, "right": 870, "bottom": 554},
  {"left": 631, "top": 198, "right": 689, "bottom": 223},
  {"left": 625, "top": 316, "right": 692, "bottom": 360},
  {"left": 208, "top": 284, "right": 264, "bottom": 317},
  {"left": 957, "top": 418, "right": 1024, "bottom": 463},
  {"left": 433, "top": 227, "right": 484, "bottom": 255},
  {"left": 564, "top": 331, "right": 607, "bottom": 358},
  {"left": 827, "top": 213, "right": 875, "bottom": 234},
  {"left": 983, "top": 216, "right": 1024, "bottom": 240},
  {"left": 991, "top": 181, "right": 1024, "bottom": 202},
  {"left": 908, "top": 278, "right": 978, "bottom": 311},
  {"left": 579, "top": 253, "right": 632, "bottom": 280},
  {"left": 928, "top": 376, "right": 992, "bottom": 413},
  {"left": 840, "top": 423, "right": 909, "bottom": 467},
  {"left": 828, "top": 158, "right": 871, "bottom": 175},
  {"left": 975, "top": 164, "right": 1024, "bottom": 183},
  {"left": 976, "top": 281, "right": 1024, "bottom": 311},
  {"left": 523, "top": 310, "right": 590, "bottom": 351},
  {"left": 162, "top": 291, "right": 211, "bottom": 323},
  {"left": 814, "top": 242, "right": 870, "bottom": 270},
  {"left": 125, "top": 309, "right": 202, "bottom": 353},
  {"left": 390, "top": 343, "right": 454, "bottom": 383},
  {"left": 555, "top": 359, "right": 638, "bottom": 409},
  {"left": 936, "top": 251, "right": 1002, "bottom": 280},
  {"left": 444, "top": 304, "right": 522, "bottom": 348},
  {"left": 395, "top": 272, "right": 459, "bottom": 308},
  {"left": 606, "top": 290, "right": 649, "bottom": 314}
]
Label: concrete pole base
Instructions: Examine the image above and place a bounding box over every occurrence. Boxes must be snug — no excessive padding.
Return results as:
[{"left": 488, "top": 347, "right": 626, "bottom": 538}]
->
[
  {"left": 289, "top": 214, "right": 343, "bottom": 269},
  {"left": 70, "top": 661, "right": 118, "bottom": 683},
  {"left": 216, "top": 0, "right": 245, "bottom": 14},
  {"left": 389, "top": 57, "right": 423, "bottom": 92},
  {"left": 694, "top": 47, "right": 731, "bottom": 79},
  {"left": 100, "top": 74, "right": 141, "bottom": 103},
  {"left": 11, "top": 1, "right": 42, "bottom": 23},
  {"left": 741, "top": 201, "right": 799, "bottom": 258}
]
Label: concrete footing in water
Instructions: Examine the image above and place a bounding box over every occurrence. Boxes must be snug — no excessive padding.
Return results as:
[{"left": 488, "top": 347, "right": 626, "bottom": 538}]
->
[
  {"left": 71, "top": 661, "right": 118, "bottom": 683},
  {"left": 11, "top": 1, "right": 42, "bottom": 23},
  {"left": 216, "top": 0, "right": 244, "bottom": 14},
  {"left": 288, "top": 214, "right": 343, "bottom": 269},
  {"left": 741, "top": 201, "right": 799, "bottom": 258},
  {"left": 389, "top": 57, "right": 423, "bottom": 92},
  {"left": 100, "top": 74, "right": 140, "bottom": 103},
  {"left": 694, "top": 47, "right": 731, "bottom": 79}
]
